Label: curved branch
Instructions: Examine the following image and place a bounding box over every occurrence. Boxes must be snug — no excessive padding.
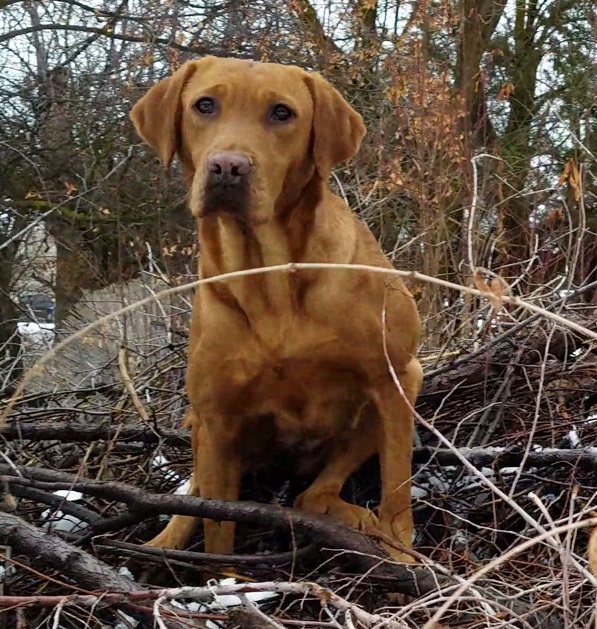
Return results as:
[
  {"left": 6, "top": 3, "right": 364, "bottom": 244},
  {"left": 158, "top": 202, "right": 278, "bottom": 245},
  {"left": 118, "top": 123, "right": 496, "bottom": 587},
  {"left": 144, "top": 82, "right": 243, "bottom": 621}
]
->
[
  {"left": 0, "top": 23, "right": 238, "bottom": 57},
  {"left": 0, "top": 463, "right": 446, "bottom": 598},
  {"left": 3, "top": 423, "right": 597, "bottom": 471},
  {"left": 289, "top": 0, "right": 342, "bottom": 61}
]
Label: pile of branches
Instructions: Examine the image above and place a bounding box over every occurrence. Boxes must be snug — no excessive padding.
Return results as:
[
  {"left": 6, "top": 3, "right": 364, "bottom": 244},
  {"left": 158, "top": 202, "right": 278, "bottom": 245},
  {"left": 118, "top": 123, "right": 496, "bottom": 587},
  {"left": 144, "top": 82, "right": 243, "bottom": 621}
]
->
[{"left": 1, "top": 295, "right": 597, "bottom": 628}]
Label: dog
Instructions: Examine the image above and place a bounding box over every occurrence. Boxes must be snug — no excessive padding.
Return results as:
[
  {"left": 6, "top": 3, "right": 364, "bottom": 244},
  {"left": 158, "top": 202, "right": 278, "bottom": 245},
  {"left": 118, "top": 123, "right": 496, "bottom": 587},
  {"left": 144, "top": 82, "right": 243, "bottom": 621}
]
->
[{"left": 130, "top": 56, "right": 423, "bottom": 564}]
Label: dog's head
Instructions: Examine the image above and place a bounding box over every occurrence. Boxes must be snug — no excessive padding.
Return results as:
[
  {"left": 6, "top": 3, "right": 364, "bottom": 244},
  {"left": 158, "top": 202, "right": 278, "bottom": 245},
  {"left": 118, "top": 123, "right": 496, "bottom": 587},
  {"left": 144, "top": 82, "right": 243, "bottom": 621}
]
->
[{"left": 130, "top": 57, "right": 365, "bottom": 222}]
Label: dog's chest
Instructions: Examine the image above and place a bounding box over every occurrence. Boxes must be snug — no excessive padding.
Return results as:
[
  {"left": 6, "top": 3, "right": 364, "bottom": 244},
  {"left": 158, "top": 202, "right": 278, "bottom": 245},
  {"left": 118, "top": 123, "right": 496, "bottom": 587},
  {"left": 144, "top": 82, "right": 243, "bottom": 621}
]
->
[
  {"left": 244, "top": 357, "right": 368, "bottom": 440},
  {"left": 190, "top": 298, "right": 376, "bottom": 458},
  {"left": 237, "top": 365, "right": 368, "bottom": 475}
]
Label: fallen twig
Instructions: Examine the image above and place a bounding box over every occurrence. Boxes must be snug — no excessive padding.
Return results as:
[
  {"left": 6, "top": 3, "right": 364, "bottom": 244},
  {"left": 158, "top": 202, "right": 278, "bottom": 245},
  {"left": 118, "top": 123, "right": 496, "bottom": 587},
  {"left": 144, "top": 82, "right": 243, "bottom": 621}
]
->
[
  {"left": 3, "top": 423, "right": 597, "bottom": 471},
  {"left": 0, "top": 511, "right": 141, "bottom": 594},
  {"left": 0, "top": 420, "right": 188, "bottom": 446},
  {"left": 424, "top": 277, "right": 597, "bottom": 379},
  {"left": 96, "top": 538, "right": 318, "bottom": 567},
  {"left": 0, "top": 581, "right": 410, "bottom": 628},
  {"left": 423, "top": 516, "right": 597, "bottom": 629},
  {"left": 0, "top": 511, "right": 193, "bottom": 628},
  {"left": 118, "top": 346, "right": 152, "bottom": 423},
  {"left": 4, "top": 262, "right": 597, "bottom": 426},
  {"left": 0, "top": 462, "right": 446, "bottom": 597},
  {"left": 7, "top": 484, "right": 103, "bottom": 526}
]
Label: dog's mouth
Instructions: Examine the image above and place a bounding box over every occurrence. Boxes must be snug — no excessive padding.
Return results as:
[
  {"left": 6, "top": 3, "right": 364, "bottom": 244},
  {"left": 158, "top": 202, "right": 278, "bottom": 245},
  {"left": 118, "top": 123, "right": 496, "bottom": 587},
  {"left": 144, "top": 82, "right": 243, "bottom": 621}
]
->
[{"left": 200, "top": 180, "right": 251, "bottom": 218}]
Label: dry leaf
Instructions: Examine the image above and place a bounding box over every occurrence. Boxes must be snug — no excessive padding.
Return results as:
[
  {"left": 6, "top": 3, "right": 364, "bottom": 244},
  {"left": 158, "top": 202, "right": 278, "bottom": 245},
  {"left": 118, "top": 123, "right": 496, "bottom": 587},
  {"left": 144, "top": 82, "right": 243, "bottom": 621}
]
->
[
  {"left": 473, "top": 271, "right": 504, "bottom": 309},
  {"left": 497, "top": 82, "right": 515, "bottom": 101},
  {"left": 489, "top": 277, "right": 506, "bottom": 301},
  {"left": 64, "top": 181, "right": 77, "bottom": 195},
  {"left": 559, "top": 158, "right": 582, "bottom": 201},
  {"left": 558, "top": 159, "right": 571, "bottom": 186},
  {"left": 570, "top": 162, "right": 581, "bottom": 202}
]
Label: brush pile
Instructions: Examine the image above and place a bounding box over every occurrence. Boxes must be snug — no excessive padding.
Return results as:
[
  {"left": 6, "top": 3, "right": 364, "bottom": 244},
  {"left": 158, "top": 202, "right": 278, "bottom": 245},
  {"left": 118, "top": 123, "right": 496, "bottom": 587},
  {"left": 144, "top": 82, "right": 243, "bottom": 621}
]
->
[{"left": 1, "top": 286, "right": 597, "bottom": 629}]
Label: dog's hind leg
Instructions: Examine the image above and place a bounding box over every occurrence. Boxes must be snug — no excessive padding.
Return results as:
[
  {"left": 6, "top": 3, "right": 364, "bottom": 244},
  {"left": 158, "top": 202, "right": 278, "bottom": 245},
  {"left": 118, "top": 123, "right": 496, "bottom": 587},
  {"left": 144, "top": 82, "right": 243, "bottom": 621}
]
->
[{"left": 373, "top": 357, "right": 423, "bottom": 564}]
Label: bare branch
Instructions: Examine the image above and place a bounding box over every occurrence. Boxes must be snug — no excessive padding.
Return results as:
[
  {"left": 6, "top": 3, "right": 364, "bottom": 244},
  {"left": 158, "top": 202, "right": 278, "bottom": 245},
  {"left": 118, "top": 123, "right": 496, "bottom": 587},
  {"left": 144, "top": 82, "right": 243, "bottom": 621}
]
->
[{"left": 0, "top": 23, "right": 236, "bottom": 56}]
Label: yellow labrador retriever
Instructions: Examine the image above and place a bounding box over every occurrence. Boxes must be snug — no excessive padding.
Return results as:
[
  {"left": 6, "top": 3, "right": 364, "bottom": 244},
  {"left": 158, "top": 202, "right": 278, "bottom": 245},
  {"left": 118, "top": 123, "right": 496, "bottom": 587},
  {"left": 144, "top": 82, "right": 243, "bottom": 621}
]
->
[{"left": 130, "top": 56, "right": 423, "bottom": 563}]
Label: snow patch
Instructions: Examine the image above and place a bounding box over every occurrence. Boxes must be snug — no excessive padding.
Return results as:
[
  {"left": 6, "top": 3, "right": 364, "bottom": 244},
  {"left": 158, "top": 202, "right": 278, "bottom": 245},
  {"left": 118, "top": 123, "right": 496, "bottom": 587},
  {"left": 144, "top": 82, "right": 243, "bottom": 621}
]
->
[
  {"left": 114, "top": 578, "right": 279, "bottom": 629},
  {"left": 40, "top": 489, "right": 88, "bottom": 533},
  {"left": 568, "top": 427, "right": 581, "bottom": 448}
]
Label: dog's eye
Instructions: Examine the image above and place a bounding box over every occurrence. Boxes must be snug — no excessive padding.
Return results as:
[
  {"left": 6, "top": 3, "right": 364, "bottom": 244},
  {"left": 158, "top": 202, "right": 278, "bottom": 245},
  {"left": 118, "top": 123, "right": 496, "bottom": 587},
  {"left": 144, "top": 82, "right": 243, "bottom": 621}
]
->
[
  {"left": 270, "top": 104, "right": 294, "bottom": 122},
  {"left": 195, "top": 97, "right": 216, "bottom": 115}
]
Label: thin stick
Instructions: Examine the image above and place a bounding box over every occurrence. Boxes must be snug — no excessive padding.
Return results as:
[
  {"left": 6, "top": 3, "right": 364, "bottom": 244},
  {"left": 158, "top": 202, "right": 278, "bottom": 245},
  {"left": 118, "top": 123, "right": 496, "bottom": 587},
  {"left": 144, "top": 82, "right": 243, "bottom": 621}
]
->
[
  {"left": 118, "top": 346, "right": 151, "bottom": 423},
  {"left": 379, "top": 300, "right": 597, "bottom": 589},
  {"left": 0, "top": 581, "right": 409, "bottom": 629},
  {"left": 422, "top": 516, "right": 597, "bottom": 629},
  {"left": 4, "top": 261, "right": 597, "bottom": 427}
]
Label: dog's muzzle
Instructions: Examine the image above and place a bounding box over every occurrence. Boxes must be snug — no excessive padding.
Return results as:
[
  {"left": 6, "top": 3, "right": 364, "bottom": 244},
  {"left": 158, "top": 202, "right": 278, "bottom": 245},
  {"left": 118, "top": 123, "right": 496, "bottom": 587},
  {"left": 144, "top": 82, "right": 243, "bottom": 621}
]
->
[{"left": 201, "top": 151, "right": 251, "bottom": 216}]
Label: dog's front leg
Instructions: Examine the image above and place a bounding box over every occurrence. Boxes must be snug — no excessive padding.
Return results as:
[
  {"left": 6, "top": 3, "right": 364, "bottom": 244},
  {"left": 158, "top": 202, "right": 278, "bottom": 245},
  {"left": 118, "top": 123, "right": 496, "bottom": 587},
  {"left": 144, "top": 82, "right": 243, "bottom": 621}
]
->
[
  {"left": 146, "top": 410, "right": 202, "bottom": 550},
  {"left": 194, "top": 418, "right": 242, "bottom": 555},
  {"left": 294, "top": 408, "right": 379, "bottom": 532},
  {"left": 371, "top": 358, "right": 423, "bottom": 564},
  {"left": 145, "top": 411, "right": 242, "bottom": 555}
]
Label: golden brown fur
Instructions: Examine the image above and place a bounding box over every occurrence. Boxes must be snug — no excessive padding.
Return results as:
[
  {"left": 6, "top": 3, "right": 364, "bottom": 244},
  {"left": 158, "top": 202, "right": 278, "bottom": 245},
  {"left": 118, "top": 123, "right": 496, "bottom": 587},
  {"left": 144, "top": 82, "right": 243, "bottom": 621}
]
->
[{"left": 130, "top": 56, "right": 423, "bottom": 563}]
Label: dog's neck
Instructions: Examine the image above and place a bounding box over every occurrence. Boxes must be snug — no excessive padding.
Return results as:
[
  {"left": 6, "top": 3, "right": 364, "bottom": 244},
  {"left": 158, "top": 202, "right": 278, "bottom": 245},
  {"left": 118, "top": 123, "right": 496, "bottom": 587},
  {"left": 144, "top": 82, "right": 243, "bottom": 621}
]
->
[
  {"left": 196, "top": 177, "right": 326, "bottom": 316},
  {"left": 200, "top": 216, "right": 292, "bottom": 273},
  {"left": 197, "top": 177, "right": 324, "bottom": 274}
]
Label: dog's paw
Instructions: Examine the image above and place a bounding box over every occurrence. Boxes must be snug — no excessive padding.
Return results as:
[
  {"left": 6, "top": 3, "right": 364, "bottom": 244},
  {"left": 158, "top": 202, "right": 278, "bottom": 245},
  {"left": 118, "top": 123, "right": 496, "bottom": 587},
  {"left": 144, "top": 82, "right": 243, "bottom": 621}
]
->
[
  {"left": 145, "top": 527, "right": 186, "bottom": 550},
  {"left": 295, "top": 492, "right": 379, "bottom": 533},
  {"left": 383, "top": 546, "right": 418, "bottom": 565}
]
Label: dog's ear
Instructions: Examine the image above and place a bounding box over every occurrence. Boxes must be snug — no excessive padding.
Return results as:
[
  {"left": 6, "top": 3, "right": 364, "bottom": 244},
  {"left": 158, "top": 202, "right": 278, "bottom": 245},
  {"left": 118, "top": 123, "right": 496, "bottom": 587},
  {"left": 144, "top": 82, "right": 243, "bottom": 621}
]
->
[
  {"left": 130, "top": 59, "right": 207, "bottom": 167},
  {"left": 304, "top": 72, "right": 366, "bottom": 180}
]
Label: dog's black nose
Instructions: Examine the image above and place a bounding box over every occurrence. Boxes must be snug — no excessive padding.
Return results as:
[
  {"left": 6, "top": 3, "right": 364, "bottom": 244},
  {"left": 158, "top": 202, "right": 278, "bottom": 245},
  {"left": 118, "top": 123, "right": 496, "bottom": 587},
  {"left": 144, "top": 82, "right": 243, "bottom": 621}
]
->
[{"left": 206, "top": 151, "right": 251, "bottom": 185}]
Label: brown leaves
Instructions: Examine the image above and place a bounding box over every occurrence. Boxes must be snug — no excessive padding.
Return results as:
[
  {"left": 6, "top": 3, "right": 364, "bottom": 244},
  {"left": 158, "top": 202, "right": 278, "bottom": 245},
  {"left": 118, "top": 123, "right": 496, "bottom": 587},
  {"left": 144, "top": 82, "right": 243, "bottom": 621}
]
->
[
  {"left": 142, "top": 51, "right": 154, "bottom": 66},
  {"left": 559, "top": 158, "right": 582, "bottom": 202},
  {"left": 386, "top": 80, "right": 407, "bottom": 103},
  {"left": 547, "top": 207, "right": 563, "bottom": 223},
  {"left": 497, "top": 82, "right": 515, "bottom": 101},
  {"left": 473, "top": 271, "right": 507, "bottom": 309},
  {"left": 64, "top": 181, "right": 77, "bottom": 195},
  {"left": 359, "top": 0, "right": 378, "bottom": 10}
]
